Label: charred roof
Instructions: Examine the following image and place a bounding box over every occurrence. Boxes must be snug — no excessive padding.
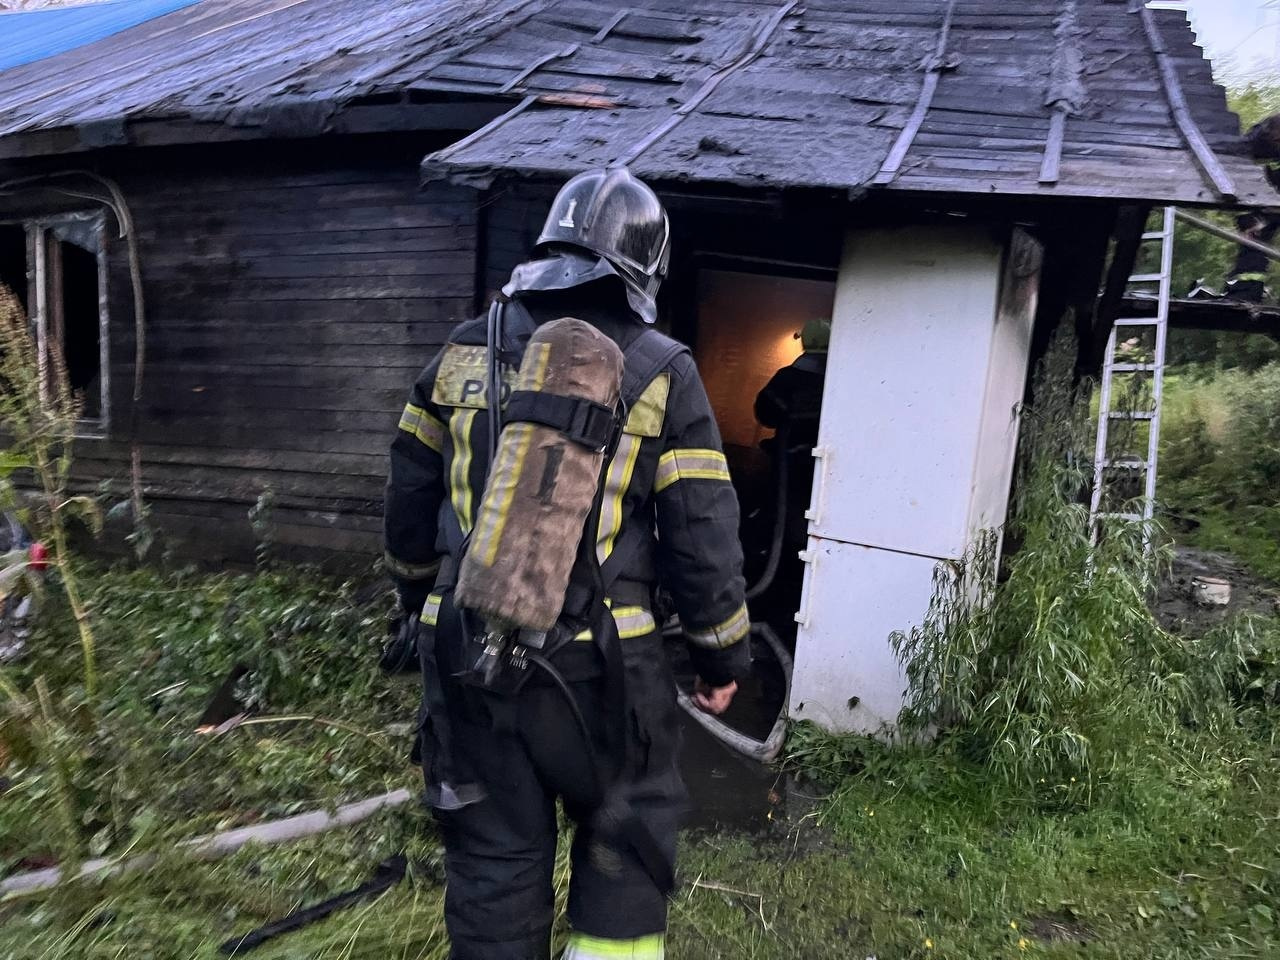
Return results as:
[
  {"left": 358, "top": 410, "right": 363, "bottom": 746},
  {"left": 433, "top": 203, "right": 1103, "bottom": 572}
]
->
[
  {"left": 0, "top": 0, "right": 525, "bottom": 156},
  {"left": 0, "top": 0, "right": 1272, "bottom": 207}
]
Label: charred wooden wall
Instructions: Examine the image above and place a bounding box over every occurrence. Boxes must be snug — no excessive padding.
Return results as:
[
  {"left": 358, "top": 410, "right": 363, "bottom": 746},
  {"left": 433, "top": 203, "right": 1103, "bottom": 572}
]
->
[
  {"left": 1, "top": 145, "right": 1116, "bottom": 570},
  {"left": 68, "top": 134, "right": 478, "bottom": 566},
  {"left": 479, "top": 180, "right": 553, "bottom": 300}
]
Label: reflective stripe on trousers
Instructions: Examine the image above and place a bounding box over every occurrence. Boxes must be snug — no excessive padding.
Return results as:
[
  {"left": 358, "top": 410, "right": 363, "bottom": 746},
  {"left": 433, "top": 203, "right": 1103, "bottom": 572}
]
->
[{"left": 563, "top": 932, "right": 665, "bottom": 959}]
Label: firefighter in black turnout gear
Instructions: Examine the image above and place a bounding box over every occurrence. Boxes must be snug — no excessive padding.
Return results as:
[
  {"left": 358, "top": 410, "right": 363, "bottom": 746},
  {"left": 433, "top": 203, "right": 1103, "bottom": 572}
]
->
[
  {"left": 385, "top": 169, "right": 750, "bottom": 960},
  {"left": 752, "top": 317, "right": 829, "bottom": 619},
  {"left": 1191, "top": 114, "right": 1280, "bottom": 303}
]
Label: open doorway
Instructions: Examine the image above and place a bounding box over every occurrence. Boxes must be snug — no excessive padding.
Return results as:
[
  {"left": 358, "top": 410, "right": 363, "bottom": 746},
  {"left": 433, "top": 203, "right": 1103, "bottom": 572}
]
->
[
  {"left": 672, "top": 264, "right": 835, "bottom": 816},
  {"left": 691, "top": 266, "right": 836, "bottom": 630}
]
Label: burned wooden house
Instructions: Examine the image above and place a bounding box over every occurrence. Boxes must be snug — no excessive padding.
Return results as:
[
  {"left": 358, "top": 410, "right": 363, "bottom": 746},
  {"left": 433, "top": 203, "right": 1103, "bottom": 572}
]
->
[{"left": 0, "top": 0, "right": 1273, "bottom": 728}]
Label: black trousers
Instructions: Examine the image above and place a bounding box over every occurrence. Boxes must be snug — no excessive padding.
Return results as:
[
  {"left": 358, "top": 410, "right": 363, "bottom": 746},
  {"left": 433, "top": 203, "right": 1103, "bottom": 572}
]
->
[
  {"left": 419, "top": 596, "right": 684, "bottom": 960},
  {"left": 1230, "top": 211, "right": 1280, "bottom": 280}
]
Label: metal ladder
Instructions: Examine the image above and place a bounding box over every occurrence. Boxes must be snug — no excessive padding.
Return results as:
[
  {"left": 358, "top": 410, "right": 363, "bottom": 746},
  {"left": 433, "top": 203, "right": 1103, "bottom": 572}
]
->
[{"left": 1089, "top": 205, "right": 1174, "bottom": 547}]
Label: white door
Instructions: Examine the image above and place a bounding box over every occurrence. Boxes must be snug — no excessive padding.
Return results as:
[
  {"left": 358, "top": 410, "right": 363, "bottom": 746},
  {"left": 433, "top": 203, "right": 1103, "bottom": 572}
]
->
[
  {"left": 790, "top": 226, "right": 1041, "bottom": 733},
  {"left": 805, "top": 226, "right": 1005, "bottom": 561}
]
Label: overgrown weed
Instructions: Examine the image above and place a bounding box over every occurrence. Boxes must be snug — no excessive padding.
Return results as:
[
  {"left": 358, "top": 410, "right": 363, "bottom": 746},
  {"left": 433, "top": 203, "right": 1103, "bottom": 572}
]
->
[
  {"left": 1, "top": 564, "right": 412, "bottom": 867},
  {"left": 0, "top": 283, "right": 102, "bottom": 697},
  {"left": 1161, "top": 363, "right": 1280, "bottom": 582},
  {"left": 881, "top": 330, "right": 1200, "bottom": 796}
]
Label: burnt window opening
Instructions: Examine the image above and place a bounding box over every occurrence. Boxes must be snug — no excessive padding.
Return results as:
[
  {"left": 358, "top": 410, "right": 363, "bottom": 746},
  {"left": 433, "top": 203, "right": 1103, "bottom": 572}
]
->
[
  {"left": 0, "top": 224, "right": 28, "bottom": 314},
  {"left": 2, "top": 213, "right": 109, "bottom": 433}
]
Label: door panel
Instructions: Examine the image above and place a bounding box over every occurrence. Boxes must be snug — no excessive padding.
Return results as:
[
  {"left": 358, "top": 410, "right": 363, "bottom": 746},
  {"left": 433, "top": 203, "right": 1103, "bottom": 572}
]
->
[
  {"left": 790, "top": 536, "right": 943, "bottom": 734},
  {"left": 810, "top": 226, "right": 1004, "bottom": 560}
]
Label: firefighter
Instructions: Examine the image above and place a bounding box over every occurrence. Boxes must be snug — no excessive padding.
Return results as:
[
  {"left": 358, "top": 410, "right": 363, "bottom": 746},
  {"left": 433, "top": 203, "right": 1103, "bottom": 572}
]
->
[
  {"left": 751, "top": 317, "right": 829, "bottom": 615},
  {"left": 385, "top": 168, "right": 750, "bottom": 960},
  {"left": 1192, "top": 114, "right": 1280, "bottom": 303},
  {"left": 755, "top": 316, "right": 829, "bottom": 454}
]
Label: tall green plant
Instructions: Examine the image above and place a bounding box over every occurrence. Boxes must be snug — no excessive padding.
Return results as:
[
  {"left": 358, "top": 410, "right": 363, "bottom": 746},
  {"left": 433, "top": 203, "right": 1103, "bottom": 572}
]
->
[
  {"left": 892, "top": 330, "right": 1190, "bottom": 791},
  {"left": 1160, "top": 364, "right": 1280, "bottom": 580},
  {"left": 0, "top": 282, "right": 101, "bottom": 695}
]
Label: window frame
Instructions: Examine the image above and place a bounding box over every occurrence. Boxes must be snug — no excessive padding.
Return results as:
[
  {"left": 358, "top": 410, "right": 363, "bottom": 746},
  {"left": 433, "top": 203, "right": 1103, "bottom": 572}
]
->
[{"left": 2, "top": 210, "right": 111, "bottom": 438}]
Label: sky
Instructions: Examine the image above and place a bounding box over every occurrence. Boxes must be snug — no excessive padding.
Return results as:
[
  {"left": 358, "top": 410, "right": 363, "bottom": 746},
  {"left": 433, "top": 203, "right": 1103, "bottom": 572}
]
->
[{"left": 1187, "top": 0, "right": 1280, "bottom": 84}]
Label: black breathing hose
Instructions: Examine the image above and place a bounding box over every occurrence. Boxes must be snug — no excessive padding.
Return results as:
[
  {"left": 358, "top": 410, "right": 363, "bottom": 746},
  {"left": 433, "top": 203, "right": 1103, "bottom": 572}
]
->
[
  {"left": 745, "top": 421, "right": 791, "bottom": 601},
  {"left": 486, "top": 300, "right": 505, "bottom": 462}
]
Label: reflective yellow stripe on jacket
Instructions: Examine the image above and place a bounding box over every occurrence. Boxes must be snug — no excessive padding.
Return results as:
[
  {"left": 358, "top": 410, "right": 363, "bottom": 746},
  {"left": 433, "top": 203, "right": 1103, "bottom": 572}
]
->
[
  {"left": 420, "top": 593, "right": 443, "bottom": 627},
  {"left": 596, "top": 373, "right": 669, "bottom": 562},
  {"left": 574, "top": 604, "right": 657, "bottom": 641},
  {"left": 384, "top": 552, "right": 440, "bottom": 582},
  {"left": 469, "top": 343, "right": 551, "bottom": 566},
  {"left": 596, "top": 432, "right": 642, "bottom": 562},
  {"left": 654, "top": 448, "right": 731, "bottom": 493},
  {"left": 448, "top": 409, "right": 478, "bottom": 534},
  {"left": 685, "top": 603, "right": 750, "bottom": 649},
  {"left": 398, "top": 403, "right": 445, "bottom": 453}
]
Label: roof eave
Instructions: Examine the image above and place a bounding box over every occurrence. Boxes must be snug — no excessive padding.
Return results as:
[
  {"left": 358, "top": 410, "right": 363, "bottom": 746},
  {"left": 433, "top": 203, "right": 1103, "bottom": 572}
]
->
[
  {"left": 0, "top": 96, "right": 511, "bottom": 161},
  {"left": 421, "top": 155, "right": 1280, "bottom": 211}
]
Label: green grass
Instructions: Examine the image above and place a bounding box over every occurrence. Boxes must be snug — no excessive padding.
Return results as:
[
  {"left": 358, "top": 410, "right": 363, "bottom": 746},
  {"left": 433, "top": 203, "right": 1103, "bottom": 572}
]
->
[
  {"left": 0, "top": 564, "right": 420, "bottom": 866},
  {"left": 670, "top": 740, "right": 1280, "bottom": 959},
  {"left": 0, "top": 807, "right": 452, "bottom": 959},
  {"left": 6, "top": 735, "right": 1278, "bottom": 960},
  {"left": 3, "top": 556, "right": 1279, "bottom": 959}
]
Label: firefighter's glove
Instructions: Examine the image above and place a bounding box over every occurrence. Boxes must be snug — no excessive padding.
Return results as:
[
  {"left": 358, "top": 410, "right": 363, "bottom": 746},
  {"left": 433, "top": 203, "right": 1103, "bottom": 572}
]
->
[{"left": 379, "top": 613, "right": 420, "bottom": 675}]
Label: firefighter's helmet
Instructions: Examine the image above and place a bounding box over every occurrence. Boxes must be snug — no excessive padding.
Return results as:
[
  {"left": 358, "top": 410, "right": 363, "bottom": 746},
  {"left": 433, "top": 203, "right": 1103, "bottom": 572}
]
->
[
  {"left": 801, "top": 317, "right": 831, "bottom": 354},
  {"left": 503, "top": 169, "right": 670, "bottom": 324}
]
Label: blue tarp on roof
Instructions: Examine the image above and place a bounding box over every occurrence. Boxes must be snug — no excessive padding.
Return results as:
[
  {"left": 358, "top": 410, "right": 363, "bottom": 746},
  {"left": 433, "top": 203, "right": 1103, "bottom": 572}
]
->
[{"left": 0, "top": 0, "right": 200, "bottom": 72}]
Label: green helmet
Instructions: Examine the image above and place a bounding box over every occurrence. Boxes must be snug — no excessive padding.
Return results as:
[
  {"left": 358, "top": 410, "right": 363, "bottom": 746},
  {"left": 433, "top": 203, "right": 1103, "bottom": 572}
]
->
[{"left": 801, "top": 317, "right": 831, "bottom": 353}]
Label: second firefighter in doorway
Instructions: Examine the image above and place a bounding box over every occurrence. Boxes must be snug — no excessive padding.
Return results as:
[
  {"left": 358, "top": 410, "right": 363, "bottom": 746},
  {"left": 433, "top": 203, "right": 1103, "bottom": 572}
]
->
[
  {"left": 751, "top": 317, "right": 829, "bottom": 615},
  {"left": 385, "top": 169, "right": 750, "bottom": 960}
]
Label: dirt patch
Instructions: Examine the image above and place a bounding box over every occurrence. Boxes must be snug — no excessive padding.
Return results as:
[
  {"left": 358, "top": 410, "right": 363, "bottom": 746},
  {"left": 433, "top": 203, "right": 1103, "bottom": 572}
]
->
[
  {"left": 1026, "top": 912, "right": 1094, "bottom": 944},
  {"left": 1156, "top": 546, "right": 1280, "bottom": 634}
]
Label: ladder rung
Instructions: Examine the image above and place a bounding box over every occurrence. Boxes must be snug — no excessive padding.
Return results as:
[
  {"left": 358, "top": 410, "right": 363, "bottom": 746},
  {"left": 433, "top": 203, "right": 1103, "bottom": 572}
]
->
[
  {"left": 1141, "top": 231, "right": 1169, "bottom": 241},
  {"left": 1110, "top": 362, "right": 1159, "bottom": 372},
  {"left": 1101, "top": 458, "right": 1151, "bottom": 470},
  {"left": 1097, "top": 512, "right": 1146, "bottom": 523},
  {"left": 1107, "top": 411, "right": 1156, "bottom": 420},
  {"left": 1127, "top": 273, "right": 1166, "bottom": 284},
  {"left": 1114, "top": 317, "right": 1162, "bottom": 327}
]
